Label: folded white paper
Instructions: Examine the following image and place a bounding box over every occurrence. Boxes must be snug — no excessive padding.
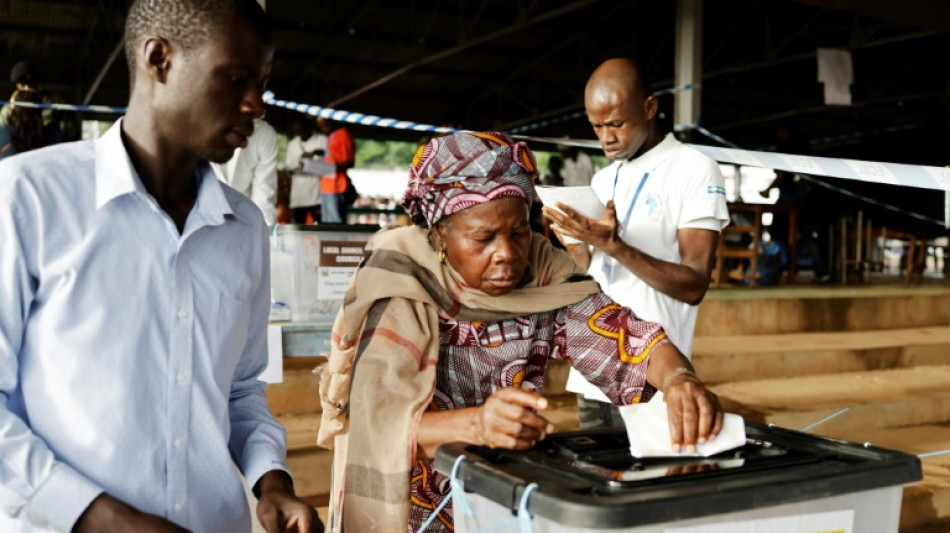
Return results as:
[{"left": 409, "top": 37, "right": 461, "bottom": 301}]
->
[
  {"left": 618, "top": 391, "right": 746, "bottom": 457},
  {"left": 535, "top": 186, "right": 606, "bottom": 219}
]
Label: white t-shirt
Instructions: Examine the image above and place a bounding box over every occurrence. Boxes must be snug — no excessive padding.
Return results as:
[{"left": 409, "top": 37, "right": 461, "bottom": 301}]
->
[
  {"left": 210, "top": 118, "right": 278, "bottom": 225},
  {"left": 562, "top": 150, "right": 597, "bottom": 187},
  {"left": 285, "top": 133, "right": 328, "bottom": 208},
  {"left": 566, "top": 133, "right": 729, "bottom": 401}
]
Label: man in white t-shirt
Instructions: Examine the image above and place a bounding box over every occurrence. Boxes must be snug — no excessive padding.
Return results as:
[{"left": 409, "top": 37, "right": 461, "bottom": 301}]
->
[
  {"left": 544, "top": 58, "right": 729, "bottom": 429},
  {"left": 211, "top": 118, "right": 278, "bottom": 225},
  {"left": 558, "top": 144, "right": 597, "bottom": 187},
  {"left": 285, "top": 117, "right": 328, "bottom": 224}
]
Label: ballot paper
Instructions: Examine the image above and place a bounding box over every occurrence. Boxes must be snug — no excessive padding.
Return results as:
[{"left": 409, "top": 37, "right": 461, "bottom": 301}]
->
[
  {"left": 300, "top": 157, "right": 336, "bottom": 176},
  {"left": 535, "top": 186, "right": 606, "bottom": 244},
  {"left": 618, "top": 391, "right": 746, "bottom": 457}
]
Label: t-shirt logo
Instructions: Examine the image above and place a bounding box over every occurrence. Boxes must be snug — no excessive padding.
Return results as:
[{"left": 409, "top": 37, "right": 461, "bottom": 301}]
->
[{"left": 643, "top": 193, "right": 664, "bottom": 220}]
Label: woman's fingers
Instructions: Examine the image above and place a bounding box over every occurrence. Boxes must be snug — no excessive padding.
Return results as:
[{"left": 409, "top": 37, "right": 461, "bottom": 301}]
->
[
  {"left": 708, "top": 391, "right": 725, "bottom": 438},
  {"left": 478, "top": 388, "right": 554, "bottom": 449},
  {"left": 665, "top": 378, "right": 724, "bottom": 454}
]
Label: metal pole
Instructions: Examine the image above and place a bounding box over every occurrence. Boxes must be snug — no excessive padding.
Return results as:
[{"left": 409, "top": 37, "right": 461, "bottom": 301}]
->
[
  {"left": 674, "top": 0, "right": 703, "bottom": 138},
  {"left": 82, "top": 39, "right": 123, "bottom": 106}
]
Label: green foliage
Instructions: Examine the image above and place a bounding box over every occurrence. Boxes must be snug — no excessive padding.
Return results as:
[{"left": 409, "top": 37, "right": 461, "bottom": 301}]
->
[{"left": 355, "top": 139, "right": 421, "bottom": 169}]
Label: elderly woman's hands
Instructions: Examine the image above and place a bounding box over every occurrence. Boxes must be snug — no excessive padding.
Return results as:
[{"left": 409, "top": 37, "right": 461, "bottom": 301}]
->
[
  {"left": 473, "top": 388, "right": 554, "bottom": 450},
  {"left": 662, "top": 371, "right": 724, "bottom": 454}
]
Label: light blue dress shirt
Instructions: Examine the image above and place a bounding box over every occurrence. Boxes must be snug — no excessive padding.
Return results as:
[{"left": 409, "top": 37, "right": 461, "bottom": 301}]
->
[{"left": 0, "top": 121, "right": 289, "bottom": 532}]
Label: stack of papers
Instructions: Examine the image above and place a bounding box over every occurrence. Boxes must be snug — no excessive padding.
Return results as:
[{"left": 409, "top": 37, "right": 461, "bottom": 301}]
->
[
  {"left": 300, "top": 158, "right": 336, "bottom": 176},
  {"left": 618, "top": 392, "right": 746, "bottom": 457}
]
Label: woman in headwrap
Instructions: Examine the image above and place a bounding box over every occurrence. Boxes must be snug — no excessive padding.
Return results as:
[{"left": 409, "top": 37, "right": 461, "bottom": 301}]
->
[
  {"left": 0, "top": 89, "right": 44, "bottom": 160},
  {"left": 318, "top": 132, "right": 723, "bottom": 532}
]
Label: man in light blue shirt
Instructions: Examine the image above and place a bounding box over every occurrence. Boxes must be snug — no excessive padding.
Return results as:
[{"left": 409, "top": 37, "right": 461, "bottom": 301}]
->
[{"left": 0, "top": 1, "right": 321, "bottom": 532}]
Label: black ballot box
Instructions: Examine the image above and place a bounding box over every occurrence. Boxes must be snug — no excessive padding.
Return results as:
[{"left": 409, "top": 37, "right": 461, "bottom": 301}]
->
[{"left": 434, "top": 421, "right": 921, "bottom": 532}]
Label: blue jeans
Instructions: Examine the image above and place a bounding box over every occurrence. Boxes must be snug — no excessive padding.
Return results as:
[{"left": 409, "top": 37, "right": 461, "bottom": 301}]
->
[{"left": 320, "top": 193, "right": 346, "bottom": 224}]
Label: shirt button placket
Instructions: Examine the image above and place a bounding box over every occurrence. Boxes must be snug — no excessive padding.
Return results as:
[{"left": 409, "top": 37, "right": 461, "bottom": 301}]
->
[{"left": 168, "top": 254, "right": 194, "bottom": 518}]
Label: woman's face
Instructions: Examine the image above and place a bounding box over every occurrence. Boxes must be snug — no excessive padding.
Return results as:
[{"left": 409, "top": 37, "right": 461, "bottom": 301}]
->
[{"left": 433, "top": 196, "right": 531, "bottom": 296}]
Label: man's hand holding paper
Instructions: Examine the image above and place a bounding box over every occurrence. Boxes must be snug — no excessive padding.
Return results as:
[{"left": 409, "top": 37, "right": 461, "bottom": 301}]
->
[{"left": 539, "top": 186, "right": 621, "bottom": 253}]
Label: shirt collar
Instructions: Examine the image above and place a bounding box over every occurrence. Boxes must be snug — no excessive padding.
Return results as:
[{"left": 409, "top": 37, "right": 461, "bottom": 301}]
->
[
  {"left": 622, "top": 132, "right": 680, "bottom": 174},
  {"left": 94, "top": 119, "right": 239, "bottom": 224}
]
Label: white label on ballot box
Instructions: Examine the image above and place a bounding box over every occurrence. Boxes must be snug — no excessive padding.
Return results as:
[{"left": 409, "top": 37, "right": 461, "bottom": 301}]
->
[{"left": 665, "top": 509, "right": 853, "bottom": 533}]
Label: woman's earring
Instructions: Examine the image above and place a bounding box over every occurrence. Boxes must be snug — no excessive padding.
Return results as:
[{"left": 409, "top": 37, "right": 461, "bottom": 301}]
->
[{"left": 439, "top": 248, "right": 446, "bottom": 264}]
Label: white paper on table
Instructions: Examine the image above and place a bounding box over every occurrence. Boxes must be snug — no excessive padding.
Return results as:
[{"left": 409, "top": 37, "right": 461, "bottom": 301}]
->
[
  {"left": 619, "top": 391, "right": 745, "bottom": 457},
  {"left": 260, "top": 324, "right": 284, "bottom": 384},
  {"left": 535, "top": 186, "right": 606, "bottom": 244},
  {"left": 299, "top": 157, "right": 336, "bottom": 176}
]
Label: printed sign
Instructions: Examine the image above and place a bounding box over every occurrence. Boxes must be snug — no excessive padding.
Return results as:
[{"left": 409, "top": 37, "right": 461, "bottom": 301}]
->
[{"left": 317, "top": 240, "right": 366, "bottom": 301}]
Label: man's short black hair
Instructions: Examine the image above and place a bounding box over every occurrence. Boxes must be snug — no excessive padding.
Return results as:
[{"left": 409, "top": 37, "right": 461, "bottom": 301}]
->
[
  {"left": 10, "top": 61, "right": 34, "bottom": 84},
  {"left": 124, "top": 0, "right": 272, "bottom": 87}
]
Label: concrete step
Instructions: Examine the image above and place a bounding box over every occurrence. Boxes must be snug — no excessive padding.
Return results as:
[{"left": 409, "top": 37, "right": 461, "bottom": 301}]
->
[
  {"left": 710, "top": 366, "right": 950, "bottom": 440},
  {"left": 696, "top": 285, "right": 950, "bottom": 336},
  {"left": 693, "top": 326, "right": 950, "bottom": 383}
]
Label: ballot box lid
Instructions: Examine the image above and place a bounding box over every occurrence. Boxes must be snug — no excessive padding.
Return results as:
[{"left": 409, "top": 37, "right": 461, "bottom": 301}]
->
[{"left": 434, "top": 421, "right": 922, "bottom": 528}]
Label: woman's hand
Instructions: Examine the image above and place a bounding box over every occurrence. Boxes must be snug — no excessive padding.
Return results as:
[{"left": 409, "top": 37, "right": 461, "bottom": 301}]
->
[
  {"left": 473, "top": 388, "right": 554, "bottom": 450},
  {"left": 663, "top": 373, "right": 724, "bottom": 454}
]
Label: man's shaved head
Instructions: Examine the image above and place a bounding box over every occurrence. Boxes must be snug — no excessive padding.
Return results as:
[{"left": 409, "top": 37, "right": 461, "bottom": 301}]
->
[
  {"left": 584, "top": 58, "right": 659, "bottom": 161},
  {"left": 585, "top": 58, "right": 653, "bottom": 104}
]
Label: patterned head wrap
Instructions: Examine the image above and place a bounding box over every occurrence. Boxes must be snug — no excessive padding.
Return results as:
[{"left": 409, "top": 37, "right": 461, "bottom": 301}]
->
[{"left": 401, "top": 131, "right": 539, "bottom": 229}]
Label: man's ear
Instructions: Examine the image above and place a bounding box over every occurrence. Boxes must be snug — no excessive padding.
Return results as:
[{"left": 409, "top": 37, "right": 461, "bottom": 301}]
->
[
  {"left": 644, "top": 94, "right": 659, "bottom": 121},
  {"left": 142, "top": 37, "right": 173, "bottom": 83}
]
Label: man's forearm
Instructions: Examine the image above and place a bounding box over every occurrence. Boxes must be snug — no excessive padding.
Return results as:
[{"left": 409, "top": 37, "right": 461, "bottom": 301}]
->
[{"left": 604, "top": 240, "right": 710, "bottom": 305}]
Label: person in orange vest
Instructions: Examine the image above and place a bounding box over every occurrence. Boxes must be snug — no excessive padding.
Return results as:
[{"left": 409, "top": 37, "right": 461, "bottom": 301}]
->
[{"left": 316, "top": 117, "right": 355, "bottom": 224}]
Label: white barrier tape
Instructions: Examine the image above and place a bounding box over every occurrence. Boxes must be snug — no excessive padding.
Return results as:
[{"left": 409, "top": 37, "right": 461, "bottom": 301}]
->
[
  {"left": 265, "top": 90, "right": 950, "bottom": 205},
  {"left": 685, "top": 125, "right": 949, "bottom": 226},
  {"left": 0, "top": 100, "right": 126, "bottom": 114},
  {"left": 691, "top": 143, "right": 950, "bottom": 193},
  {"left": 263, "top": 91, "right": 457, "bottom": 135}
]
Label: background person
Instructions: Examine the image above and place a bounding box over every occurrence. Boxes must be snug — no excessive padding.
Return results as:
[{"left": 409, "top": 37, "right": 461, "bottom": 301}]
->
[
  {"left": 211, "top": 117, "right": 279, "bottom": 225},
  {"left": 0, "top": 88, "right": 45, "bottom": 159},
  {"left": 557, "top": 142, "right": 597, "bottom": 186},
  {"left": 317, "top": 131, "right": 723, "bottom": 533},
  {"left": 285, "top": 117, "right": 327, "bottom": 224},
  {"left": 545, "top": 58, "right": 729, "bottom": 429},
  {"left": 540, "top": 154, "right": 565, "bottom": 186},
  {"left": 315, "top": 117, "right": 355, "bottom": 224},
  {"left": 0, "top": 1, "right": 321, "bottom": 531}
]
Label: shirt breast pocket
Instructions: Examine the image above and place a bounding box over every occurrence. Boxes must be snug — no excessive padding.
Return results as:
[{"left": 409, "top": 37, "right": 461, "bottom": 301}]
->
[{"left": 208, "top": 293, "right": 253, "bottom": 391}]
